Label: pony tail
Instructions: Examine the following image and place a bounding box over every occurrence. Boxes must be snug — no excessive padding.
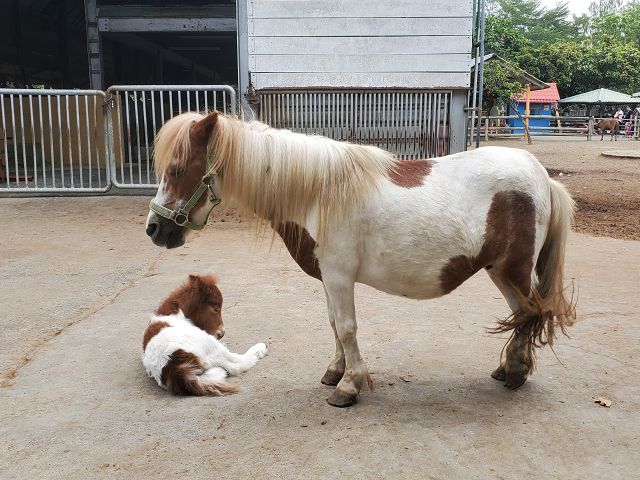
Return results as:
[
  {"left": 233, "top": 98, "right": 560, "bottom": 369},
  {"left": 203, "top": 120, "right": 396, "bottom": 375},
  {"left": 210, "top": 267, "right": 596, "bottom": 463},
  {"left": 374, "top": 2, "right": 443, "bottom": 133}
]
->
[
  {"left": 532, "top": 178, "right": 577, "bottom": 343},
  {"left": 162, "top": 349, "right": 239, "bottom": 396},
  {"left": 492, "top": 179, "right": 576, "bottom": 357}
]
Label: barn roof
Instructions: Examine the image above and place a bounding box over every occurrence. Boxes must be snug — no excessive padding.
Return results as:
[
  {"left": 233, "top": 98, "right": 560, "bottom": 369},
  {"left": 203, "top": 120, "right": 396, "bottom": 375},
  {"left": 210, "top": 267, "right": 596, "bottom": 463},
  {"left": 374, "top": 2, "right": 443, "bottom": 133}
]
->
[
  {"left": 476, "top": 54, "right": 548, "bottom": 91},
  {"left": 559, "top": 88, "right": 640, "bottom": 104},
  {"left": 514, "top": 82, "right": 559, "bottom": 104}
]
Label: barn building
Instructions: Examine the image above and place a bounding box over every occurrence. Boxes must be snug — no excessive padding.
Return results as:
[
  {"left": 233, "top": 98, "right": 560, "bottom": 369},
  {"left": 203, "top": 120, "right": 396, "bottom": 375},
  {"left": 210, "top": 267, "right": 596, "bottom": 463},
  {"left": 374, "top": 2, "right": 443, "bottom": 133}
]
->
[{"left": 1, "top": 0, "right": 478, "bottom": 194}]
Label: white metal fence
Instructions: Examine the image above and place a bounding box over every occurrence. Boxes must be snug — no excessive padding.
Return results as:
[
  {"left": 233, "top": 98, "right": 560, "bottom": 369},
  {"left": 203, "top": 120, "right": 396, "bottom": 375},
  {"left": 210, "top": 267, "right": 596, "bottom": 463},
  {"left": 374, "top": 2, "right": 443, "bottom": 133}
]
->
[
  {"left": 1, "top": 85, "right": 456, "bottom": 195},
  {"left": 0, "top": 85, "right": 235, "bottom": 195},
  {"left": 0, "top": 89, "right": 110, "bottom": 193},
  {"left": 106, "top": 85, "right": 235, "bottom": 189},
  {"left": 258, "top": 90, "right": 451, "bottom": 159}
]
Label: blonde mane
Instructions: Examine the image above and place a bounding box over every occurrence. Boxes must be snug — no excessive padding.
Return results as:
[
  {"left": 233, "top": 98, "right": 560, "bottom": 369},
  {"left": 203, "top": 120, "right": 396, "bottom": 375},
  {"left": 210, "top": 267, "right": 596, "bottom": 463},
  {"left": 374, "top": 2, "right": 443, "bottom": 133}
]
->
[
  {"left": 209, "top": 115, "right": 396, "bottom": 239},
  {"left": 153, "top": 111, "right": 396, "bottom": 240},
  {"left": 153, "top": 112, "right": 204, "bottom": 179}
]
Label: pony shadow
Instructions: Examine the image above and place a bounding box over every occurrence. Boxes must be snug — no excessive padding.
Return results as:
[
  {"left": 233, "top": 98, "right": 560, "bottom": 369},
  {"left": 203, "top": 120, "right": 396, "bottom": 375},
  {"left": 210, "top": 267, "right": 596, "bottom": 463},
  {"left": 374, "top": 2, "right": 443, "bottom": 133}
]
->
[{"left": 347, "top": 370, "right": 559, "bottom": 428}]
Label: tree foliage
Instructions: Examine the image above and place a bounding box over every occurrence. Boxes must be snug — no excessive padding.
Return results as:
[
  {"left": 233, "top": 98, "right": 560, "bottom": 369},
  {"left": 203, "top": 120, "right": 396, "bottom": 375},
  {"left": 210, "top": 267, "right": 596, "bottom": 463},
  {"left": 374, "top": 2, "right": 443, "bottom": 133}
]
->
[{"left": 483, "top": 0, "right": 640, "bottom": 105}]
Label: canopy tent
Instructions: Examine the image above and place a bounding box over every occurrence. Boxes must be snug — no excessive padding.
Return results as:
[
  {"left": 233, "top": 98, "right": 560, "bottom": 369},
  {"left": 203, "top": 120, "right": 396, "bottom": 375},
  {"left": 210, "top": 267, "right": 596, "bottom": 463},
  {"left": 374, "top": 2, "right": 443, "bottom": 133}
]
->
[
  {"left": 559, "top": 88, "right": 640, "bottom": 104},
  {"left": 559, "top": 88, "right": 640, "bottom": 116}
]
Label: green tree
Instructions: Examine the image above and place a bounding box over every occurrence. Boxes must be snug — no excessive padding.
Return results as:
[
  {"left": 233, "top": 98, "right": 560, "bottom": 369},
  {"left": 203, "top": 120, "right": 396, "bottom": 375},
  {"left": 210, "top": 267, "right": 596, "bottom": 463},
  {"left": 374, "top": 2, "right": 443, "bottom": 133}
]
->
[
  {"left": 484, "top": 0, "right": 640, "bottom": 99},
  {"left": 589, "top": 0, "right": 630, "bottom": 17}
]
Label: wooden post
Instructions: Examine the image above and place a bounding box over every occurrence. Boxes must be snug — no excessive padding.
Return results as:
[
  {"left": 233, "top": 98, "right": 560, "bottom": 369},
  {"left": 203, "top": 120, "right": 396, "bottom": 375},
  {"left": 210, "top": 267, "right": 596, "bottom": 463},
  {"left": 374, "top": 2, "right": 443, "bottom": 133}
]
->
[
  {"left": 587, "top": 116, "right": 594, "bottom": 141},
  {"left": 484, "top": 117, "right": 489, "bottom": 141},
  {"left": 524, "top": 84, "right": 531, "bottom": 143},
  {"left": 556, "top": 109, "right": 562, "bottom": 134}
]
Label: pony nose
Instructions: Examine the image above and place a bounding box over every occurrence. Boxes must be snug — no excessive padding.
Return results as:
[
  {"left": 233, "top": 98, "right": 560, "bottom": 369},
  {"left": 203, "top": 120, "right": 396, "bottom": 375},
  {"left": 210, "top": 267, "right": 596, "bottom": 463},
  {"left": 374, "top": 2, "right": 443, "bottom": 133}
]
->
[
  {"left": 146, "top": 221, "right": 158, "bottom": 238},
  {"left": 215, "top": 327, "right": 225, "bottom": 339}
]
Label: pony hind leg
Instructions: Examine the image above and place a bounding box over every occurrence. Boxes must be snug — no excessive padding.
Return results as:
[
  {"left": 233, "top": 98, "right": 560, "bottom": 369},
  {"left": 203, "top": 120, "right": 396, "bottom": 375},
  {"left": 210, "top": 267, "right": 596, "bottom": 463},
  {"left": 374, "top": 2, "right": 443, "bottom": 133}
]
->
[
  {"left": 487, "top": 270, "right": 536, "bottom": 389},
  {"left": 321, "top": 287, "right": 346, "bottom": 386}
]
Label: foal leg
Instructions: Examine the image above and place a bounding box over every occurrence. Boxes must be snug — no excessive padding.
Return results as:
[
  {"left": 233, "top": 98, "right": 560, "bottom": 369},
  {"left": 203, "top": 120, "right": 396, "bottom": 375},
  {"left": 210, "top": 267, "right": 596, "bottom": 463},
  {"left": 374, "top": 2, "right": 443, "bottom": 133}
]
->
[
  {"left": 210, "top": 342, "right": 268, "bottom": 376},
  {"left": 320, "top": 287, "right": 345, "bottom": 386},
  {"left": 488, "top": 270, "right": 535, "bottom": 389},
  {"left": 323, "top": 277, "right": 368, "bottom": 407}
]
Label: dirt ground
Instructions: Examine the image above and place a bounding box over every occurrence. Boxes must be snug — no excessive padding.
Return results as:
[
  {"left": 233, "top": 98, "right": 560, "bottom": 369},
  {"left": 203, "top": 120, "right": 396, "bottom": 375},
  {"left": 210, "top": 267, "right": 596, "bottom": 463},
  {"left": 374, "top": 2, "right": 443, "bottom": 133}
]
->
[
  {"left": 1, "top": 142, "right": 639, "bottom": 478},
  {"left": 484, "top": 139, "right": 640, "bottom": 240}
]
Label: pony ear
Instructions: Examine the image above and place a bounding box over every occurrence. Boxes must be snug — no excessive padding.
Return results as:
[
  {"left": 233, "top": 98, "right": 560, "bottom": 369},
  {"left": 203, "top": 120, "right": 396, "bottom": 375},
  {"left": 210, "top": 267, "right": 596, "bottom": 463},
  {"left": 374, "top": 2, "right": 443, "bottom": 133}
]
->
[{"left": 190, "top": 112, "right": 218, "bottom": 144}]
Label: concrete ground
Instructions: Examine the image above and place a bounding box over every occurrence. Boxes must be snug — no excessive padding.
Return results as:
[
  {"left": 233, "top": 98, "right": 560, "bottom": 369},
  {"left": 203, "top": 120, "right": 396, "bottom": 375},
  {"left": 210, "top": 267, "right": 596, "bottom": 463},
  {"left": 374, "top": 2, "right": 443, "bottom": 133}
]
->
[{"left": 1, "top": 197, "right": 639, "bottom": 479}]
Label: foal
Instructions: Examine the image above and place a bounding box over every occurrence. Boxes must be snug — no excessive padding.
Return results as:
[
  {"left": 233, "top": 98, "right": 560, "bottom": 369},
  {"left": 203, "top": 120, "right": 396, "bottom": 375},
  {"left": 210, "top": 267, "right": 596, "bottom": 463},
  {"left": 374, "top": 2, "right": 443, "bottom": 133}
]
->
[{"left": 142, "top": 274, "right": 268, "bottom": 395}]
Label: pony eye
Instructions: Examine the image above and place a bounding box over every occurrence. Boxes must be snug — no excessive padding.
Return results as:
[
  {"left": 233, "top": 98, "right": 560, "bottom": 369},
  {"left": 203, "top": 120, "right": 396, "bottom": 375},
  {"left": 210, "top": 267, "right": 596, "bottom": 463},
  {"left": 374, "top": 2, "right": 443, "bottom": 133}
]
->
[{"left": 170, "top": 168, "right": 186, "bottom": 177}]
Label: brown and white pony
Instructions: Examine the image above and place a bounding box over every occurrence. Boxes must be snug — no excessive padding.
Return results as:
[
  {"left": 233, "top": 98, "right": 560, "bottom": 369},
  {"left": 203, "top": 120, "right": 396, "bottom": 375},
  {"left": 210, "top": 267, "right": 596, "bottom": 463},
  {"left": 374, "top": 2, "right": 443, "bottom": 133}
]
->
[
  {"left": 145, "top": 111, "right": 576, "bottom": 407},
  {"left": 595, "top": 118, "right": 620, "bottom": 141},
  {"left": 142, "top": 274, "right": 267, "bottom": 396}
]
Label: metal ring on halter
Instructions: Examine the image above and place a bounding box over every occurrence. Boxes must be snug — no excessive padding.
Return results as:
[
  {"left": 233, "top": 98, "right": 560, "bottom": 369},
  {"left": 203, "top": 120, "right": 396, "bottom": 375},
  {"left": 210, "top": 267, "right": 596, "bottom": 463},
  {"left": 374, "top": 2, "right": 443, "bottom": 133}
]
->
[{"left": 173, "top": 212, "right": 189, "bottom": 226}]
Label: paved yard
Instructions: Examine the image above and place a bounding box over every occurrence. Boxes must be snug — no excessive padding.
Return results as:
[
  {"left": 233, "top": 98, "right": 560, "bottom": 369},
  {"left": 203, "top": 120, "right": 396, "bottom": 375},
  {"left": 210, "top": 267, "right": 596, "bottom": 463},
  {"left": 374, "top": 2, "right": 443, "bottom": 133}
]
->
[{"left": 1, "top": 197, "right": 638, "bottom": 479}]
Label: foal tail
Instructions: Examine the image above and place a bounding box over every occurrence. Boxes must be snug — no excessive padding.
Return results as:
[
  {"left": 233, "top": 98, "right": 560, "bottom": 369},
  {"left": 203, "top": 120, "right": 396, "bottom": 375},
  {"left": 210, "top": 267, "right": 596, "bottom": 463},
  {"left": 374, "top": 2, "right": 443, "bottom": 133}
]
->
[
  {"left": 495, "top": 179, "right": 577, "bottom": 348},
  {"left": 163, "top": 349, "right": 239, "bottom": 396}
]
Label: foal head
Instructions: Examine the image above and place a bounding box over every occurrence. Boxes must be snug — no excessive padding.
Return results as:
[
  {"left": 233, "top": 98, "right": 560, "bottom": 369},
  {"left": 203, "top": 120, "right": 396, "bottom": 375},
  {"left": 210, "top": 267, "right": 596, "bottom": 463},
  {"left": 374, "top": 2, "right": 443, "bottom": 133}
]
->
[
  {"left": 156, "top": 274, "right": 225, "bottom": 338},
  {"left": 146, "top": 112, "right": 220, "bottom": 248}
]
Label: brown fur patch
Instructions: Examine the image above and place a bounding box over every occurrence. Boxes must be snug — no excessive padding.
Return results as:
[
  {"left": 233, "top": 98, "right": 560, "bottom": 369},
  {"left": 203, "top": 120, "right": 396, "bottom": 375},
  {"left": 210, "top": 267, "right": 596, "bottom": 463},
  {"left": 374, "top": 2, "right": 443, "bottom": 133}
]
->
[
  {"left": 388, "top": 159, "right": 434, "bottom": 188},
  {"left": 275, "top": 222, "right": 322, "bottom": 280},
  {"left": 439, "top": 190, "right": 536, "bottom": 294},
  {"left": 155, "top": 274, "right": 224, "bottom": 336},
  {"left": 160, "top": 348, "right": 238, "bottom": 396},
  {"left": 142, "top": 321, "right": 170, "bottom": 350}
]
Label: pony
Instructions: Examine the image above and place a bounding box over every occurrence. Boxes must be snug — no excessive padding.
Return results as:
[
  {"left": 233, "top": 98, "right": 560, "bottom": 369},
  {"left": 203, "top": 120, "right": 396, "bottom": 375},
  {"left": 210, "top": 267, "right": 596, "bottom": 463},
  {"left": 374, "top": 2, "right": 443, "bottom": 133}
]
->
[
  {"left": 145, "top": 111, "right": 576, "bottom": 407},
  {"left": 595, "top": 118, "right": 620, "bottom": 141},
  {"left": 142, "top": 274, "right": 268, "bottom": 396}
]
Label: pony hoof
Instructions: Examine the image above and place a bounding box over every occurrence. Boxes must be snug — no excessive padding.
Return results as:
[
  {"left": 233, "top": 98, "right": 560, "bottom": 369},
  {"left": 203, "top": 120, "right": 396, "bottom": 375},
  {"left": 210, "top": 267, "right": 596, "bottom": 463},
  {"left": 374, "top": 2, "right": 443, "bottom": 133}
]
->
[
  {"left": 321, "top": 369, "right": 344, "bottom": 386},
  {"left": 491, "top": 366, "right": 506, "bottom": 382},
  {"left": 326, "top": 390, "right": 357, "bottom": 408},
  {"left": 504, "top": 372, "right": 528, "bottom": 390}
]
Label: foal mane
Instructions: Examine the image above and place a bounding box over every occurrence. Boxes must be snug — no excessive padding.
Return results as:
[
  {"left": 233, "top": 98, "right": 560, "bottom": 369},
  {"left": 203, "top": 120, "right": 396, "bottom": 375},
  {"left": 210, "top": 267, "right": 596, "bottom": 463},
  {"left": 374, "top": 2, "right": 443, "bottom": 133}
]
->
[{"left": 209, "top": 114, "right": 396, "bottom": 240}]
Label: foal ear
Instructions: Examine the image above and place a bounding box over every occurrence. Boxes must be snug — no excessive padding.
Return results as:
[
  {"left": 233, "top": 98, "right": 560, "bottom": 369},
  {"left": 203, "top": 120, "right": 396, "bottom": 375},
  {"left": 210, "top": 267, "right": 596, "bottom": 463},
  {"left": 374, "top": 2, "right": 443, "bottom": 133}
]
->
[{"left": 190, "top": 112, "right": 218, "bottom": 144}]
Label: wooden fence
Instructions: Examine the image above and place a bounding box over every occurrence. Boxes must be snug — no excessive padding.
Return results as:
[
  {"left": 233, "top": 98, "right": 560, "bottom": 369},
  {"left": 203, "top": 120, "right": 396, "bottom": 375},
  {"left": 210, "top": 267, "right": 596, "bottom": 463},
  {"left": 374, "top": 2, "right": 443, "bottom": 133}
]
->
[{"left": 469, "top": 114, "right": 640, "bottom": 141}]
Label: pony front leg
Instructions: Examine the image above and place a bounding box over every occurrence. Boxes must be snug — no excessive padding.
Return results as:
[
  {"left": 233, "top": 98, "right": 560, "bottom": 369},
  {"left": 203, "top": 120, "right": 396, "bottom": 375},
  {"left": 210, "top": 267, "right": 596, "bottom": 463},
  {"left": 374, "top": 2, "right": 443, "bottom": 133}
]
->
[
  {"left": 323, "top": 278, "right": 368, "bottom": 407},
  {"left": 321, "top": 287, "right": 345, "bottom": 386}
]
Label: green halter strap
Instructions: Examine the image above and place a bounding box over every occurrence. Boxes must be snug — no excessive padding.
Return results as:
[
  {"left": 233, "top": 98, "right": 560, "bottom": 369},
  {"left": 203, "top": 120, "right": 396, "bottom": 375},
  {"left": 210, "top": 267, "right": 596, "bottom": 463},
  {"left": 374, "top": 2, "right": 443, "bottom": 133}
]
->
[{"left": 149, "top": 152, "right": 221, "bottom": 231}]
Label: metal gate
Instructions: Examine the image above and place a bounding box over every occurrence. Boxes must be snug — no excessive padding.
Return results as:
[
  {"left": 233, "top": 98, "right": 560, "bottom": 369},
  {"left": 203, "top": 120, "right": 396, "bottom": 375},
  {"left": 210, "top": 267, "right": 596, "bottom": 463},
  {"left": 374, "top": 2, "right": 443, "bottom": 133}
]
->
[
  {"left": 0, "top": 89, "right": 110, "bottom": 193},
  {"left": 1, "top": 85, "right": 448, "bottom": 194},
  {"left": 257, "top": 90, "right": 451, "bottom": 159},
  {"left": 0, "top": 85, "right": 235, "bottom": 195},
  {"left": 105, "top": 85, "right": 236, "bottom": 189}
]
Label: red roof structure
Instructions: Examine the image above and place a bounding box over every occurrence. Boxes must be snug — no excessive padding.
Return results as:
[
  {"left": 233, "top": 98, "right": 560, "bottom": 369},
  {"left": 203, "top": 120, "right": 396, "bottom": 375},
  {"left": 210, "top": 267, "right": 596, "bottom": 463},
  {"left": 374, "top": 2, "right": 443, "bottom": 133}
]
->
[{"left": 514, "top": 82, "right": 560, "bottom": 104}]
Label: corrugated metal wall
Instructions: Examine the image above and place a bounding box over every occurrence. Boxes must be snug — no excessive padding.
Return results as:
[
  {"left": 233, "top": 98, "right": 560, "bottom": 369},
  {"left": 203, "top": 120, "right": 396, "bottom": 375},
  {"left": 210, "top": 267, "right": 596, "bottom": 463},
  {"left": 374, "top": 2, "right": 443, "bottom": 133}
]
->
[
  {"left": 246, "top": 0, "right": 473, "bottom": 90},
  {"left": 258, "top": 90, "right": 451, "bottom": 158}
]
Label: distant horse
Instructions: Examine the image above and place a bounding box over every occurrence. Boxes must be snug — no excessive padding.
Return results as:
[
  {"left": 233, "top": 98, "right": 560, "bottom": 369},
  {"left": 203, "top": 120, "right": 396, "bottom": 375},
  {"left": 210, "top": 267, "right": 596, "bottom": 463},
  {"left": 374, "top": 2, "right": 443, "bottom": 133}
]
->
[
  {"left": 595, "top": 118, "right": 620, "bottom": 141},
  {"left": 142, "top": 274, "right": 268, "bottom": 396},
  {"left": 145, "top": 111, "right": 576, "bottom": 407}
]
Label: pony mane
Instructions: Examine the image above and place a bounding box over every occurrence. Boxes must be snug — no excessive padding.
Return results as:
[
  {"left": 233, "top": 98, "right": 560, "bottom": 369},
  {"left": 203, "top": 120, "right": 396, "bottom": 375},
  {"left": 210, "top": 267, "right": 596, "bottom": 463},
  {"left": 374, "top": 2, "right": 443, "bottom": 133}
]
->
[
  {"left": 208, "top": 114, "right": 396, "bottom": 240},
  {"left": 153, "top": 112, "right": 204, "bottom": 179}
]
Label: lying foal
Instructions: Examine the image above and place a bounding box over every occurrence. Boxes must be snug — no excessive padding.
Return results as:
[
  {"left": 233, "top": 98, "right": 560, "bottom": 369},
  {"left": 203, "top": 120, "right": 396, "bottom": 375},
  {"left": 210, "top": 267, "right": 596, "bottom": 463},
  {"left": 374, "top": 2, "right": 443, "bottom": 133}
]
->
[{"left": 142, "top": 274, "right": 267, "bottom": 395}]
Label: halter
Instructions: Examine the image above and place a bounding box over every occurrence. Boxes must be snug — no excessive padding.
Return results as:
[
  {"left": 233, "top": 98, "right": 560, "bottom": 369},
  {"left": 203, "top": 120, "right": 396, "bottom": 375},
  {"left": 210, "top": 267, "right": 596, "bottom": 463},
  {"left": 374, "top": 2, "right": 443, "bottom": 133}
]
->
[{"left": 149, "top": 153, "right": 221, "bottom": 231}]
